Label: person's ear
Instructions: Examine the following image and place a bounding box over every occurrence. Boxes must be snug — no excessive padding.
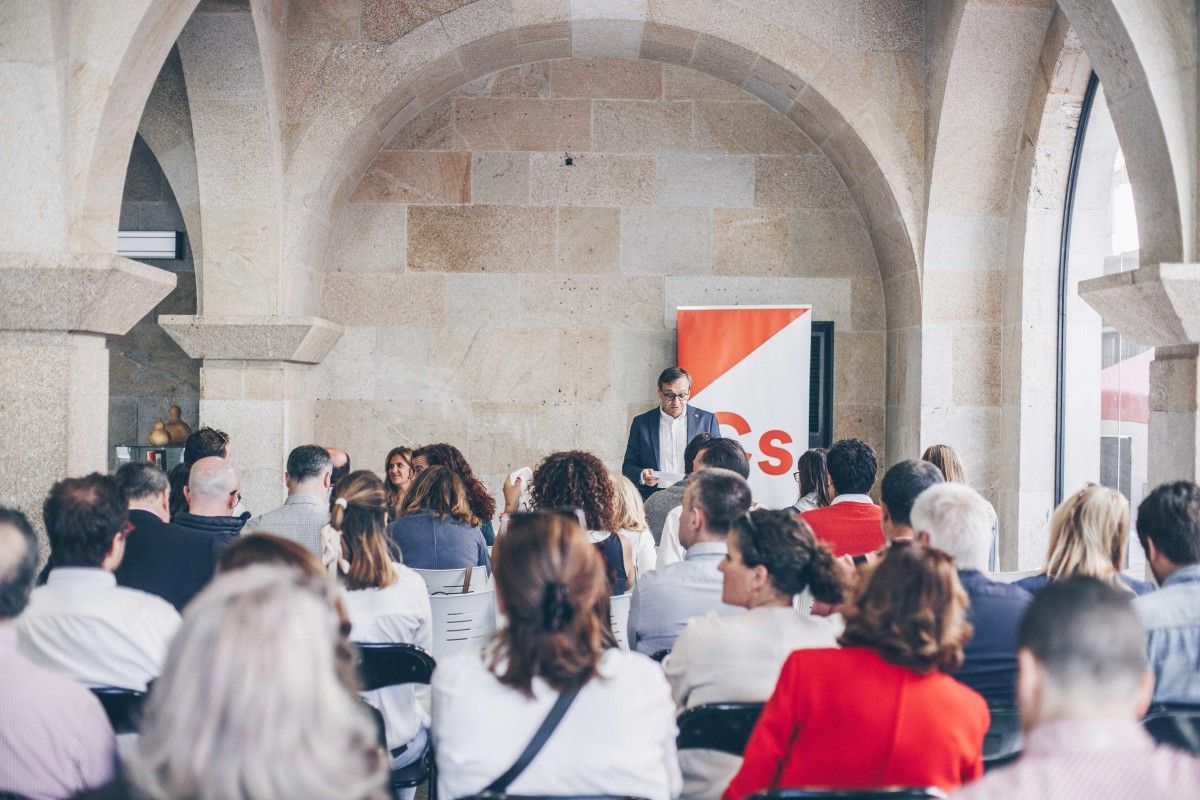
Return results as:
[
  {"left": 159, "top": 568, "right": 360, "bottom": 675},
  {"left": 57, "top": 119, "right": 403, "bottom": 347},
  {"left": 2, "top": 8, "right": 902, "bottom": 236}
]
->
[
  {"left": 916, "top": 530, "right": 930, "bottom": 547},
  {"left": 324, "top": 471, "right": 332, "bottom": 490},
  {"left": 183, "top": 485, "right": 192, "bottom": 505},
  {"left": 752, "top": 564, "right": 771, "bottom": 593},
  {"left": 881, "top": 503, "right": 893, "bottom": 524},
  {"left": 1135, "top": 670, "right": 1155, "bottom": 717},
  {"left": 1015, "top": 649, "right": 1041, "bottom": 730}
]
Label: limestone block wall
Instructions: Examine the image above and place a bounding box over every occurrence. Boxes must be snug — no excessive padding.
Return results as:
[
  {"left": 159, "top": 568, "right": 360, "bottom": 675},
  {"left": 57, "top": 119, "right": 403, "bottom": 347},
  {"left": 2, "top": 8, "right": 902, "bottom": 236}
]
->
[
  {"left": 314, "top": 57, "right": 886, "bottom": 499},
  {"left": 110, "top": 135, "right": 201, "bottom": 454}
]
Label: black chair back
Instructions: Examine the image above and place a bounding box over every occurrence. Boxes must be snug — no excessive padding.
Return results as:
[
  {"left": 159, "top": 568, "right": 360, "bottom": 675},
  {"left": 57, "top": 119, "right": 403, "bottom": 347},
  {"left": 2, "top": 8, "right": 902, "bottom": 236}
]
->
[
  {"left": 650, "top": 649, "right": 671, "bottom": 663},
  {"left": 748, "top": 790, "right": 947, "bottom": 799},
  {"left": 90, "top": 686, "right": 147, "bottom": 735},
  {"left": 981, "top": 706, "right": 1022, "bottom": 770},
  {"left": 676, "top": 702, "right": 764, "bottom": 756},
  {"left": 1144, "top": 704, "right": 1200, "bottom": 754},
  {"left": 356, "top": 642, "right": 436, "bottom": 692},
  {"left": 460, "top": 795, "right": 650, "bottom": 800}
]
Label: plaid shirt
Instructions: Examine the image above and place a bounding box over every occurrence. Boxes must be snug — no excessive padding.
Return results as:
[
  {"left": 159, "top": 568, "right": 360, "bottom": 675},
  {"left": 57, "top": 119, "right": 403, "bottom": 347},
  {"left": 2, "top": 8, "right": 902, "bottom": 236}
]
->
[{"left": 243, "top": 492, "right": 330, "bottom": 557}]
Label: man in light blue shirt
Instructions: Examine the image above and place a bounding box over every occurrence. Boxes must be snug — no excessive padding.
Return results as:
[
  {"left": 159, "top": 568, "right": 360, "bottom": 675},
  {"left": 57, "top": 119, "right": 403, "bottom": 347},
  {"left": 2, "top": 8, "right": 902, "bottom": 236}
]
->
[
  {"left": 628, "top": 468, "right": 750, "bottom": 655},
  {"left": 1133, "top": 480, "right": 1200, "bottom": 704}
]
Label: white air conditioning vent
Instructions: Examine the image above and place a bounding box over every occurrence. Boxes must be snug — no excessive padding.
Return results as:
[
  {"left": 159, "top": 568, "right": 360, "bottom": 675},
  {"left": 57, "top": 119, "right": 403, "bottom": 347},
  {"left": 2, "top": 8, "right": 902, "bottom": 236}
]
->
[{"left": 117, "top": 231, "right": 180, "bottom": 259}]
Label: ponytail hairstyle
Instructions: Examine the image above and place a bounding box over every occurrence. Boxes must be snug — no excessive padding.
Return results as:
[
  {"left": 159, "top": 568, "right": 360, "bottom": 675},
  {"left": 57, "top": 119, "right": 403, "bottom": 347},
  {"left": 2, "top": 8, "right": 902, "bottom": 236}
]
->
[
  {"left": 795, "top": 448, "right": 832, "bottom": 507},
  {"left": 412, "top": 443, "right": 496, "bottom": 524},
  {"left": 330, "top": 470, "right": 395, "bottom": 591},
  {"left": 489, "top": 510, "right": 615, "bottom": 696},
  {"left": 731, "top": 509, "right": 844, "bottom": 604}
]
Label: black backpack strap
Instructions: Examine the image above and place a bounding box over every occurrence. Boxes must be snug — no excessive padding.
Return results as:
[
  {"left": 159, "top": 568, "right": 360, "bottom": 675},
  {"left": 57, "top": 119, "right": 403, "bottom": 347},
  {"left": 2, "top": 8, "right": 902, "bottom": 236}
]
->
[{"left": 483, "top": 687, "right": 581, "bottom": 794}]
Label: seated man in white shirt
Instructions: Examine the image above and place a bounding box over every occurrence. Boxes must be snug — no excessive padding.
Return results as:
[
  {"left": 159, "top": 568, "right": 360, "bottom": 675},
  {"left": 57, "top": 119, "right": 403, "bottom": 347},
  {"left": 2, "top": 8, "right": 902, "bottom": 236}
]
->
[
  {"left": 628, "top": 468, "right": 750, "bottom": 655},
  {"left": 658, "top": 438, "right": 752, "bottom": 567},
  {"left": 18, "top": 473, "right": 181, "bottom": 691}
]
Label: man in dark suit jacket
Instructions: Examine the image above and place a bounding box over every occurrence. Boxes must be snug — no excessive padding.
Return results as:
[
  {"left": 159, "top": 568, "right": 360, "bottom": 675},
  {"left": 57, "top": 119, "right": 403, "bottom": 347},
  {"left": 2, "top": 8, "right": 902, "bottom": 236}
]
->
[
  {"left": 113, "top": 461, "right": 218, "bottom": 611},
  {"left": 622, "top": 367, "right": 721, "bottom": 499}
]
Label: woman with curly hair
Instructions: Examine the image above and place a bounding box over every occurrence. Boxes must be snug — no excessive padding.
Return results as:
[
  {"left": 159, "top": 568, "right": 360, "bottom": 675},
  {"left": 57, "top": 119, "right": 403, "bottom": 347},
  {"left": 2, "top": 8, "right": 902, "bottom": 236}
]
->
[
  {"left": 412, "top": 444, "right": 497, "bottom": 544},
  {"left": 724, "top": 543, "right": 988, "bottom": 798},
  {"left": 504, "top": 450, "right": 634, "bottom": 594},
  {"left": 387, "top": 466, "right": 490, "bottom": 571}
]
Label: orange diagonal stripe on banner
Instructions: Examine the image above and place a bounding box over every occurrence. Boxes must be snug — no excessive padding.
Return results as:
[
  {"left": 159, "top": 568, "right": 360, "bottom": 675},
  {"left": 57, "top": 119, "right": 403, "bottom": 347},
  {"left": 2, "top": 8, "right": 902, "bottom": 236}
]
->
[{"left": 677, "top": 307, "right": 810, "bottom": 396}]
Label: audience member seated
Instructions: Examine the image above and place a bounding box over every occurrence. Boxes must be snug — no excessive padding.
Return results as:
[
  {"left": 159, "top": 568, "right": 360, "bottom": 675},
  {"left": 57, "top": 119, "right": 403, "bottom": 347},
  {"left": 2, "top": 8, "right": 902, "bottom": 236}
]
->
[
  {"left": 412, "top": 443, "right": 497, "bottom": 545},
  {"left": 112, "top": 462, "right": 218, "bottom": 612},
  {"left": 644, "top": 432, "right": 713, "bottom": 545},
  {"left": 1133, "top": 480, "right": 1200, "bottom": 704},
  {"left": 0, "top": 507, "right": 117, "bottom": 799},
  {"left": 521, "top": 450, "right": 634, "bottom": 594},
  {"left": 612, "top": 473, "right": 658, "bottom": 579},
  {"left": 388, "top": 465, "right": 490, "bottom": 571},
  {"left": 880, "top": 459, "right": 944, "bottom": 545},
  {"left": 75, "top": 566, "right": 387, "bottom": 800},
  {"left": 791, "top": 447, "right": 832, "bottom": 514},
  {"left": 333, "top": 471, "right": 433, "bottom": 776},
  {"left": 801, "top": 438, "right": 884, "bottom": 557},
  {"left": 1016, "top": 484, "right": 1154, "bottom": 597},
  {"left": 922, "top": 443, "right": 999, "bottom": 570},
  {"left": 18, "top": 474, "right": 181, "bottom": 691},
  {"left": 327, "top": 445, "right": 351, "bottom": 485},
  {"left": 665, "top": 509, "right": 845, "bottom": 800},
  {"left": 431, "top": 511, "right": 681, "bottom": 800},
  {"left": 244, "top": 444, "right": 333, "bottom": 557},
  {"left": 954, "top": 577, "right": 1200, "bottom": 799},
  {"left": 912, "top": 483, "right": 1031, "bottom": 708},
  {"left": 629, "top": 469, "right": 751, "bottom": 655},
  {"left": 659, "top": 438, "right": 752, "bottom": 566},
  {"left": 167, "top": 426, "right": 230, "bottom": 520},
  {"left": 384, "top": 446, "right": 416, "bottom": 519},
  {"left": 172, "top": 457, "right": 245, "bottom": 560},
  {"left": 724, "top": 543, "right": 988, "bottom": 799}
]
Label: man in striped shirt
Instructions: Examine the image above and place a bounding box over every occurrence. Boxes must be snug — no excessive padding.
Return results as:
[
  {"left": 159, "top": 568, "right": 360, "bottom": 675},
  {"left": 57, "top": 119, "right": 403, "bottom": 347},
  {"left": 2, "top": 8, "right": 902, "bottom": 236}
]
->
[
  {"left": 0, "top": 507, "right": 116, "bottom": 798},
  {"left": 954, "top": 577, "right": 1200, "bottom": 799}
]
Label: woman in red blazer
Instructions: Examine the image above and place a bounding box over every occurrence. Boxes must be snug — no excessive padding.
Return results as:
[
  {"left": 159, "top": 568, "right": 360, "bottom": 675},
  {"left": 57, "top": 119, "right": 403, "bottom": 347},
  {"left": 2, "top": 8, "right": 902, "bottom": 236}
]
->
[{"left": 723, "top": 542, "right": 989, "bottom": 798}]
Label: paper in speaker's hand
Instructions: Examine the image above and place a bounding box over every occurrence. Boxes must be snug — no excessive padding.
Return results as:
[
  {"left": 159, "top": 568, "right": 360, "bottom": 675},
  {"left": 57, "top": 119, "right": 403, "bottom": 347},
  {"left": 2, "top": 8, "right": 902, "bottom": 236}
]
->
[{"left": 652, "top": 470, "right": 686, "bottom": 488}]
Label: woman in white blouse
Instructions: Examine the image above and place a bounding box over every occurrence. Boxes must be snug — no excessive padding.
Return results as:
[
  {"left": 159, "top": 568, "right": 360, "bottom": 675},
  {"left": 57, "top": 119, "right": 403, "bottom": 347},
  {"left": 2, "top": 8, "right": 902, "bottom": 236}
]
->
[
  {"left": 612, "top": 473, "right": 658, "bottom": 579},
  {"left": 664, "top": 508, "right": 846, "bottom": 800},
  {"left": 332, "top": 471, "right": 434, "bottom": 779},
  {"left": 432, "top": 510, "right": 681, "bottom": 800}
]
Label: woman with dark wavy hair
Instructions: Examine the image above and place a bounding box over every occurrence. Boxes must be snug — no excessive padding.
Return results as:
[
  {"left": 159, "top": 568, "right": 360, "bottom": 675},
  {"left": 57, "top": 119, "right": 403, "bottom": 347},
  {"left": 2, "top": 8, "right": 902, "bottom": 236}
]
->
[
  {"left": 412, "top": 444, "right": 497, "bottom": 544},
  {"left": 523, "top": 450, "right": 634, "bottom": 594},
  {"left": 724, "top": 543, "right": 988, "bottom": 798},
  {"left": 431, "top": 511, "right": 680, "bottom": 800}
]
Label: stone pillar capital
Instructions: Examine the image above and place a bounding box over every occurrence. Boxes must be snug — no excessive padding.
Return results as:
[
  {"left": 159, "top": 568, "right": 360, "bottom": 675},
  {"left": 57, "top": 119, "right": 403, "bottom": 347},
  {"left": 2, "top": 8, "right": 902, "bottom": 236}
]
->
[
  {"left": 158, "top": 315, "right": 343, "bottom": 365},
  {"left": 1078, "top": 263, "right": 1200, "bottom": 347},
  {"left": 0, "top": 252, "right": 176, "bottom": 336}
]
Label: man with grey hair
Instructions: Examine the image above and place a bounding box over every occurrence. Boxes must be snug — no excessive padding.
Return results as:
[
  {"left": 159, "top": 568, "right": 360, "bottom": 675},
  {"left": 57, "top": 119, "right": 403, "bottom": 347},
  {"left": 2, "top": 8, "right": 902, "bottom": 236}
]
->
[
  {"left": 955, "top": 577, "right": 1200, "bottom": 799},
  {"left": 911, "top": 482, "right": 1031, "bottom": 708},
  {"left": 114, "top": 461, "right": 218, "bottom": 611},
  {"left": 244, "top": 444, "right": 334, "bottom": 557},
  {"left": 174, "top": 456, "right": 246, "bottom": 560},
  {"left": 0, "top": 506, "right": 117, "bottom": 798},
  {"left": 628, "top": 467, "right": 750, "bottom": 655}
]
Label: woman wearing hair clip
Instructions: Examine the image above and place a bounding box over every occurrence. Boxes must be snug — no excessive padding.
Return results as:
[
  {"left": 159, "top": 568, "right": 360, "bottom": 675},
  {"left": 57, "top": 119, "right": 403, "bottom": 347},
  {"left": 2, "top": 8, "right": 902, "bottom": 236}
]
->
[
  {"left": 431, "top": 510, "right": 680, "bottom": 800},
  {"left": 329, "top": 470, "right": 433, "bottom": 789}
]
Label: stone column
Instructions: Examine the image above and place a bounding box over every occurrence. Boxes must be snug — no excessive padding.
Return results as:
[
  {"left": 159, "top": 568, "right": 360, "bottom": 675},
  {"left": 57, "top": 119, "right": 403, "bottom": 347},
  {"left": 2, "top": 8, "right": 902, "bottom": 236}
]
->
[
  {"left": 0, "top": 254, "right": 176, "bottom": 525},
  {"left": 160, "top": 315, "right": 342, "bottom": 512},
  {"left": 1080, "top": 263, "right": 1200, "bottom": 485}
]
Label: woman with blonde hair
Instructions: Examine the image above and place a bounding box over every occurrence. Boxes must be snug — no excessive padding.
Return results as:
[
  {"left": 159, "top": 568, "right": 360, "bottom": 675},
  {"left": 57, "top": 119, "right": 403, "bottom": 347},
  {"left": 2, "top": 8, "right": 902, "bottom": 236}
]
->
[
  {"left": 612, "top": 473, "right": 657, "bottom": 580},
  {"left": 387, "top": 465, "right": 490, "bottom": 570},
  {"left": 431, "top": 510, "right": 681, "bottom": 800},
  {"left": 103, "top": 566, "right": 387, "bottom": 800},
  {"left": 384, "top": 447, "right": 415, "bottom": 517},
  {"left": 1016, "top": 484, "right": 1154, "bottom": 596},
  {"left": 921, "top": 443, "right": 999, "bottom": 570},
  {"left": 330, "top": 470, "right": 434, "bottom": 778}
]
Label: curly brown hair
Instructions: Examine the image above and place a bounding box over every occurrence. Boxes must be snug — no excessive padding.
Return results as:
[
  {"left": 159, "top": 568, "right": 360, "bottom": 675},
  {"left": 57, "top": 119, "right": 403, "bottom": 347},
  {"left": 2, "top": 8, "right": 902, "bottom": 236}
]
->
[
  {"left": 839, "top": 542, "right": 972, "bottom": 674},
  {"left": 531, "top": 451, "right": 615, "bottom": 532},
  {"left": 414, "top": 444, "right": 496, "bottom": 522}
]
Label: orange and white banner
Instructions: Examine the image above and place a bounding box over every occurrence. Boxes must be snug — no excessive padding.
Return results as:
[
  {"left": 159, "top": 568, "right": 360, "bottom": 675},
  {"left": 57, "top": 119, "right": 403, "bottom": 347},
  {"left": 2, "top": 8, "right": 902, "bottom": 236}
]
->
[{"left": 677, "top": 305, "right": 812, "bottom": 509}]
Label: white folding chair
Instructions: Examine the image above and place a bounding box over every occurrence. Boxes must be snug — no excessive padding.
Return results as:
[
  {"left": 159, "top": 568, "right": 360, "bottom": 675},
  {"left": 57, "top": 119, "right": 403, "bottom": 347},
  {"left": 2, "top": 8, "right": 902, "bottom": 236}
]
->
[
  {"left": 413, "top": 566, "right": 492, "bottom": 595},
  {"left": 429, "top": 589, "right": 497, "bottom": 661},
  {"left": 609, "top": 592, "right": 632, "bottom": 651},
  {"left": 991, "top": 568, "right": 1042, "bottom": 584}
]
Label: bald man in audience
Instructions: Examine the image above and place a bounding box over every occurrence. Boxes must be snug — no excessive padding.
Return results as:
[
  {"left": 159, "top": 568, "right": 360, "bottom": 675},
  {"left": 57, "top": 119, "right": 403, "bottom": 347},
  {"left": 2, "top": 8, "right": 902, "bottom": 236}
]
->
[
  {"left": 173, "top": 456, "right": 246, "bottom": 559},
  {"left": 326, "top": 446, "right": 351, "bottom": 486},
  {"left": 0, "top": 506, "right": 117, "bottom": 798},
  {"left": 954, "top": 577, "right": 1200, "bottom": 799}
]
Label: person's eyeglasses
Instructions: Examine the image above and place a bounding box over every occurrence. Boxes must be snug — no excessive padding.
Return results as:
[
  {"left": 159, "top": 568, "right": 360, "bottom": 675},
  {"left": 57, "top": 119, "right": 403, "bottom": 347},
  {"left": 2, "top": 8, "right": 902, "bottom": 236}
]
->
[
  {"left": 661, "top": 392, "right": 690, "bottom": 402},
  {"left": 792, "top": 471, "right": 801, "bottom": 483}
]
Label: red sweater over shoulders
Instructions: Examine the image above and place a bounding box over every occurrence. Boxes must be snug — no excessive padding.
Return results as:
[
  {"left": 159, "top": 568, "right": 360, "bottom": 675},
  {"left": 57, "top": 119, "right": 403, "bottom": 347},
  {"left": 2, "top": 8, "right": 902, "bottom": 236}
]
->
[
  {"left": 801, "top": 501, "right": 885, "bottom": 557},
  {"left": 723, "top": 647, "right": 989, "bottom": 799}
]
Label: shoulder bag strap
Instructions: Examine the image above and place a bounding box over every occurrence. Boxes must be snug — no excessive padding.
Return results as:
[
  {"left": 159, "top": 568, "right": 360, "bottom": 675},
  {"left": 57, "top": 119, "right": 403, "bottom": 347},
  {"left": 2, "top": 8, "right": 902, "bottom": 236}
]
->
[{"left": 483, "top": 687, "right": 581, "bottom": 794}]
